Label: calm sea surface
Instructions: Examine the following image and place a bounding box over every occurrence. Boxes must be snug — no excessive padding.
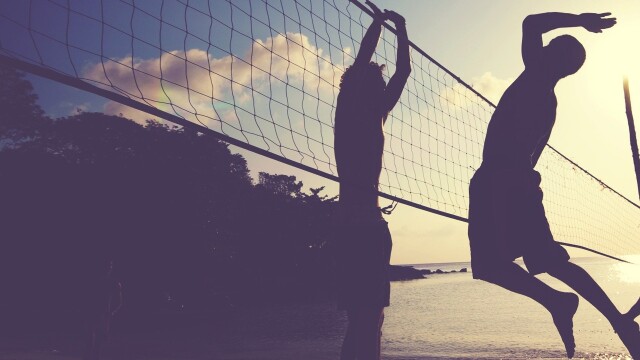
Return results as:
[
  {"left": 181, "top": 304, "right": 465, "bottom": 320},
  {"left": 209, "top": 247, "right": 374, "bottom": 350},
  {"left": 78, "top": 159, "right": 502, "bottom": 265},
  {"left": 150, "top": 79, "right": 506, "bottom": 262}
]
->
[
  {"left": 3, "top": 258, "right": 638, "bottom": 360},
  {"left": 213, "top": 257, "right": 640, "bottom": 360}
]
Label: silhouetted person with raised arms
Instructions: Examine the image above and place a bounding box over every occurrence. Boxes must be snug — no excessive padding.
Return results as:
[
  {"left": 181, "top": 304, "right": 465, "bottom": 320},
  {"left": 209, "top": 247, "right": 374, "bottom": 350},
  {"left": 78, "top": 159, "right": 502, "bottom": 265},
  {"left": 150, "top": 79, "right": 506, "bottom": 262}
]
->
[
  {"left": 83, "top": 259, "right": 123, "bottom": 360},
  {"left": 334, "top": 1, "right": 410, "bottom": 359},
  {"left": 468, "top": 12, "right": 640, "bottom": 358}
]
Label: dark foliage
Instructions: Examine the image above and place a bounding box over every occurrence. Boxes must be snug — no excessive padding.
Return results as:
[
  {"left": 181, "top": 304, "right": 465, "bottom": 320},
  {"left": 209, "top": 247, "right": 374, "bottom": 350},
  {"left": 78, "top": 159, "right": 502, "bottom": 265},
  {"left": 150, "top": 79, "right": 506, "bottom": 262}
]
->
[{"left": 0, "top": 68, "right": 338, "bottom": 330}]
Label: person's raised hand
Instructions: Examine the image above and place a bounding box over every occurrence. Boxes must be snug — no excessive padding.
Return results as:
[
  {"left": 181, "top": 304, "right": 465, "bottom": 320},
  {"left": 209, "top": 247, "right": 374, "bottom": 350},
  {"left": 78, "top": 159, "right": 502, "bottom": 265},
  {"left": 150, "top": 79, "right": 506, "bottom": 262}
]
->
[
  {"left": 365, "top": 0, "right": 384, "bottom": 21},
  {"left": 384, "top": 10, "right": 406, "bottom": 27},
  {"left": 581, "top": 12, "right": 616, "bottom": 33}
]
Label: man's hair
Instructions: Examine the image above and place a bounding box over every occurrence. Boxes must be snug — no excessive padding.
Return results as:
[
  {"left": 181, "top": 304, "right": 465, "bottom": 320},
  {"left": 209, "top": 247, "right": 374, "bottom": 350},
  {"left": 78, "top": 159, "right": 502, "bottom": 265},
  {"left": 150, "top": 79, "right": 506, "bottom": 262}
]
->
[
  {"left": 339, "top": 61, "right": 386, "bottom": 90},
  {"left": 546, "top": 35, "right": 586, "bottom": 78}
]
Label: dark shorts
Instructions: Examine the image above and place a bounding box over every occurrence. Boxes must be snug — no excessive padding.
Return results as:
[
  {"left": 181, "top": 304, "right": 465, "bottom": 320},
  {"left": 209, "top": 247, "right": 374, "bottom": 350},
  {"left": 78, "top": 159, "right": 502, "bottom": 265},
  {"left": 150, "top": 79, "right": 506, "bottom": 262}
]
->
[
  {"left": 468, "top": 166, "right": 569, "bottom": 278},
  {"left": 334, "top": 219, "right": 392, "bottom": 310}
]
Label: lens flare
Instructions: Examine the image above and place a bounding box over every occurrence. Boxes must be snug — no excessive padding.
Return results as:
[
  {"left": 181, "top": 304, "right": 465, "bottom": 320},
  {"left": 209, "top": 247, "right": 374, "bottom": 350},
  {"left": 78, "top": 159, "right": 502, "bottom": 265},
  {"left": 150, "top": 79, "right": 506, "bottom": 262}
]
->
[{"left": 611, "top": 255, "right": 640, "bottom": 283}]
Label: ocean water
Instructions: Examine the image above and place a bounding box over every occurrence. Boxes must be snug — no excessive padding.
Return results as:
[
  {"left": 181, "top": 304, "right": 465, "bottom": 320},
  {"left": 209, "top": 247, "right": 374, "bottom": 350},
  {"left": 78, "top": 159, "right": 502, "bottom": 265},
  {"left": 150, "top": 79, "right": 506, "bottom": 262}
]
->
[
  {"left": 211, "top": 257, "right": 640, "bottom": 360},
  {"left": 384, "top": 257, "right": 639, "bottom": 359},
  {"left": 3, "top": 258, "right": 638, "bottom": 360}
]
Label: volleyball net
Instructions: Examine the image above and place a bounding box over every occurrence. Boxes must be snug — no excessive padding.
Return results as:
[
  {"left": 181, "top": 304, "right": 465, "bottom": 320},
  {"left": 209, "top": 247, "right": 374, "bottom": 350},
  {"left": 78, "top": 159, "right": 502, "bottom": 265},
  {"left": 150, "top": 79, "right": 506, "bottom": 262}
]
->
[{"left": 1, "top": 0, "right": 638, "bottom": 260}]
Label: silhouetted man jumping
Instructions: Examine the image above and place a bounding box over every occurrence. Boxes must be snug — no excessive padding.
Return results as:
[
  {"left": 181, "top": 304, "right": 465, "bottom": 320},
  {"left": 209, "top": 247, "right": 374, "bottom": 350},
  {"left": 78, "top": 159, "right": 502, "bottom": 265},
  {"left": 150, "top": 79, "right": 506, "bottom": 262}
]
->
[
  {"left": 333, "top": 1, "right": 410, "bottom": 359},
  {"left": 468, "top": 12, "right": 640, "bottom": 358}
]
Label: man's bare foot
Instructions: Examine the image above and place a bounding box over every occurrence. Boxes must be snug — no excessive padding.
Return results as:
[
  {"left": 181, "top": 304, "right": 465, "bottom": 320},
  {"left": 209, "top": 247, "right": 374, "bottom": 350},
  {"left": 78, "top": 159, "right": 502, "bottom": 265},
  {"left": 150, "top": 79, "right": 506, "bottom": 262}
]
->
[
  {"left": 614, "top": 317, "right": 640, "bottom": 359},
  {"left": 550, "top": 292, "right": 579, "bottom": 358}
]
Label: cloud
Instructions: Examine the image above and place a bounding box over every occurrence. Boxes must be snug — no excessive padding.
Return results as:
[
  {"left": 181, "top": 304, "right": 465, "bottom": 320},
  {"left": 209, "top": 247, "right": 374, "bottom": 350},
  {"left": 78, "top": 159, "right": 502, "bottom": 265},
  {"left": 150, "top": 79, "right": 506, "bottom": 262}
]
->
[
  {"left": 470, "top": 72, "right": 512, "bottom": 104},
  {"left": 58, "top": 101, "right": 92, "bottom": 116},
  {"left": 82, "top": 32, "right": 344, "bottom": 127},
  {"left": 72, "top": 103, "right": 91, "bottom": 114},
  {"left": 438, "top": 71, "right": 512, "bottom": 110}
]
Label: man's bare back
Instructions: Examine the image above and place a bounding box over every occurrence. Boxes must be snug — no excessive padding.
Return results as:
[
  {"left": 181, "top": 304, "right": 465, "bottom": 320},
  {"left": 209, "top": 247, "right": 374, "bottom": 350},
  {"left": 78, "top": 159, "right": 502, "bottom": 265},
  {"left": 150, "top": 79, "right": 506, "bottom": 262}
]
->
[{"left": 483, "top": 71, "right": 557, "bottom": 168}]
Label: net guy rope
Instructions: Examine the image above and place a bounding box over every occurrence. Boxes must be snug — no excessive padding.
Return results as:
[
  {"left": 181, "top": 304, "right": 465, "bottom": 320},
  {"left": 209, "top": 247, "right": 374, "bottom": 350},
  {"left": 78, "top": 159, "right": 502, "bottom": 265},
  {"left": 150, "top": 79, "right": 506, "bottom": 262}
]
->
[{"left": 0, "top": 0, "right": 638, "bottom": 261}]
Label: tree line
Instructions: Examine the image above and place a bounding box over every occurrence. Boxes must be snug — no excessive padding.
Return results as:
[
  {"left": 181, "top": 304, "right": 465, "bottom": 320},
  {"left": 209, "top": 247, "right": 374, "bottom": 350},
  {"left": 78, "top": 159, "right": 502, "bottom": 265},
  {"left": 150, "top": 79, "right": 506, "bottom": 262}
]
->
[{"left": 0, "top": 66, "right": 339, "bottom": 328}]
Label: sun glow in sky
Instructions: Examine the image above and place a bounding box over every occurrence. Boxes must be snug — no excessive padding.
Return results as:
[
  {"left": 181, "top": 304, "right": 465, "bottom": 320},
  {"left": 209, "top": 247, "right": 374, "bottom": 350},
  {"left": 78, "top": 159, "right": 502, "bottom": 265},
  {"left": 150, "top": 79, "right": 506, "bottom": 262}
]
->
[
  {"left": 612, "top": 255, "right": 640, "bottom": 283},
  {"left": 7, "top": 0, "right": 640, "bottom": 264},
  {"left": 343, "top": 0, "right": 640, "bottom": 264},
  {"left": 588, "top": 4, "right": 640, "bottom": 80},
  {"left": 299, "top": 0, "right": 640, "bottom": 264}
]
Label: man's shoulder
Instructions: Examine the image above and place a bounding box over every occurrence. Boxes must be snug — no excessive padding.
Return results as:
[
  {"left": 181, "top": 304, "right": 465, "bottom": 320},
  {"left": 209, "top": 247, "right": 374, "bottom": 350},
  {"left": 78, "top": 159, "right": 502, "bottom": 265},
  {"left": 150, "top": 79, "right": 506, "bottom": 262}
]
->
[{"left": 496, "top": 73, "right": 555, "bottom": 109}]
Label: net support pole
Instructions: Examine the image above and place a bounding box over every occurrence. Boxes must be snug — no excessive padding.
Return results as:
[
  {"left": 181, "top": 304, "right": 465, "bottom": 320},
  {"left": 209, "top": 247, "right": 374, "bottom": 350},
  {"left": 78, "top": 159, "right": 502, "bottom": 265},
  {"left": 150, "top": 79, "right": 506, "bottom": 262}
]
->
[{"left": 623, "top": 77, "right": 640, "bottom": 201}]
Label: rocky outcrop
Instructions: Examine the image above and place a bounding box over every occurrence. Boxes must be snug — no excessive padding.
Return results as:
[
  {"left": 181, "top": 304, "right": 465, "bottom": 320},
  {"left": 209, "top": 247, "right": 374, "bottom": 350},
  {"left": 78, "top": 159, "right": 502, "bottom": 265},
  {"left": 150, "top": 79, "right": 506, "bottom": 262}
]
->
[{"left": 389, "top": 265, "right": 469, "bottom": 281}]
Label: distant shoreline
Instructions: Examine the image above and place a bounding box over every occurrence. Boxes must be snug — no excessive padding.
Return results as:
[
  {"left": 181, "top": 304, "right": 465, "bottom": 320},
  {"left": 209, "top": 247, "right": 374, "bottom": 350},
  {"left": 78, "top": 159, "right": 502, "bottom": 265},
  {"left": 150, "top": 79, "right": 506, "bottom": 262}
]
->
[
  {"left": 389, "top": 256, "right": 609, "bottom": 281},
  {"left": 389, "top": 265, "right": 468, "bottom": 281}
]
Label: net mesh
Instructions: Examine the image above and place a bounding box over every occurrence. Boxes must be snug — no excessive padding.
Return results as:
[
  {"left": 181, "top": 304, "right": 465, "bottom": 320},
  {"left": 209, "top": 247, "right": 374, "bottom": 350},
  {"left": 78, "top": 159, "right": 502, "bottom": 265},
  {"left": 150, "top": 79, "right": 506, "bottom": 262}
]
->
[{"left": 1, "top": 0, "right": 639, "bottom": 258}]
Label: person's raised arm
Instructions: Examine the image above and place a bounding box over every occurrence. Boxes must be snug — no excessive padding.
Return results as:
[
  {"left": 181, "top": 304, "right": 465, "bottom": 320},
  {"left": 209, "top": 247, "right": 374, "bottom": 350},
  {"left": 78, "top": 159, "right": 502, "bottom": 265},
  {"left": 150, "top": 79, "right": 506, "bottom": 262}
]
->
[
  {"left": 522, "top": 12, "right": 616, "bottom": 68},
  {"left": 354, "top": 1, "right": 385, "bottom": 67},
  {"left": 383, "top": 11, "right": 411, "bottom": 115}
]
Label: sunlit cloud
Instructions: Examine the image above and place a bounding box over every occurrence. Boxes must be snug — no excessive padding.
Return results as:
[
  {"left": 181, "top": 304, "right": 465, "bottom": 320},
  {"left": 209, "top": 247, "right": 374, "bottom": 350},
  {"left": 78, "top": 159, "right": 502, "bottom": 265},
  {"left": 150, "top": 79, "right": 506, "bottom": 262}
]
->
[
  {"left": 470, "top": 72, "right": 513, "bottom": 104},
  {"left": 438, "top": 72, "right": 512, "bottom": 109},
  {"left": 58, "top": 101, "right": 92, "bottom": 116},
  {"left": 82, "top": 32, "right": 344, "bottom": 127}
]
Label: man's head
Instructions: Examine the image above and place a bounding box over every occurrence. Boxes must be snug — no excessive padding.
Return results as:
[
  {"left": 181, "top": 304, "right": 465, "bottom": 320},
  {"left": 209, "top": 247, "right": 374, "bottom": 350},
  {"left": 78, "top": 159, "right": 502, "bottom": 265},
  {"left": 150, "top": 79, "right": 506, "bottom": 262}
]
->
[
  {"left": 340, "top": 61, "right": 386, "bottom": 98},
  {"left": 543, "top": 35, "right": 586, "bottom": 79}
]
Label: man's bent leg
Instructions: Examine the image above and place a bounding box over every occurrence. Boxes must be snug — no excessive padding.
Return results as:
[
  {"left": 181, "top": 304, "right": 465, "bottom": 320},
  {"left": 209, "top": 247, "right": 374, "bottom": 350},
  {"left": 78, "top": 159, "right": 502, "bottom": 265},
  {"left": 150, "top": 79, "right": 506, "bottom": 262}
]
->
[
  {"left": 82, "top": 330, "right": 96, "bottom": 360},
  {"left": 479, "top": 261, "right": 564, "bottom": 309},
  {"left": 377, "top": 311, "right": 384, "bottom": 357},
  {"left": 478, "top": 261, "right": 578, "bottom": 357},
  {"left": 547, "top": 261, "right": 640, "bottom": 358},
  {"left": 341, "top": 311, "right": 356, "bottom": 360},
  {"left": 349, "top": 306, "right": 384, "bottom": 360},
  {"left": 547, "top": 262, "right": 621, "bottom": 324},
  {"left": 627, "top": 297, "right": 640, "bottom": 320}
]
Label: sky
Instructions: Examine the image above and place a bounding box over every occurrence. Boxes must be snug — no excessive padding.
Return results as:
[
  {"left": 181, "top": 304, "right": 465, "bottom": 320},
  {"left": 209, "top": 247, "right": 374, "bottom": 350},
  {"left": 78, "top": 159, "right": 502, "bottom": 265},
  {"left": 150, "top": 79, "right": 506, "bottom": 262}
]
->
[{"left": 2, "top": 0, "right": 640, "bottom": 264}]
